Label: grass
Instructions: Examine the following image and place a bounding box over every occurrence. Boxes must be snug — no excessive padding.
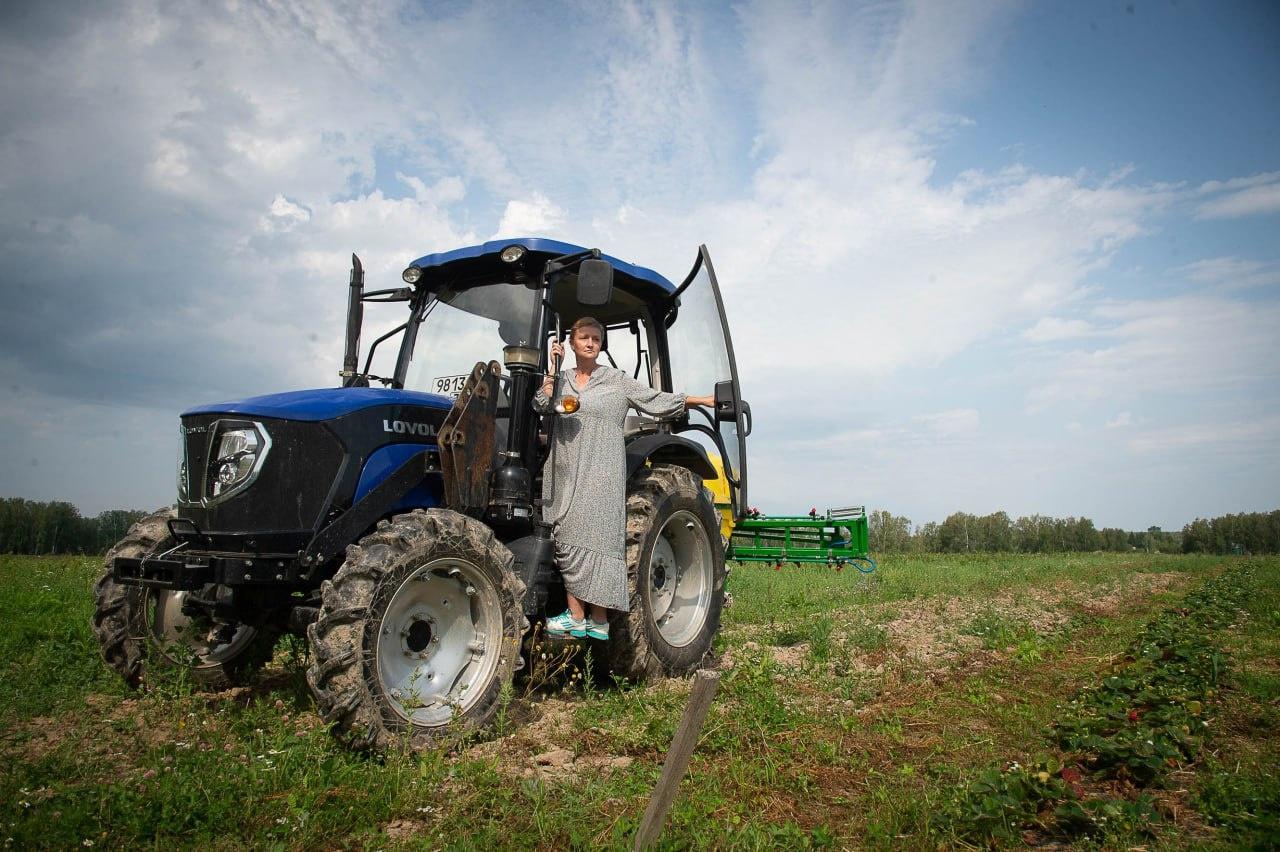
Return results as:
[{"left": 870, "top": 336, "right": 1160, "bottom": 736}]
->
[{"left": 1, "top": 551, "right": 1274, "bottom": 849}]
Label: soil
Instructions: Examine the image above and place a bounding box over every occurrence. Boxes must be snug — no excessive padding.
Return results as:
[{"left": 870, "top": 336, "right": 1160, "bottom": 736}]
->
[{"left": 463, "top": 694, "right": 639, "bottom": 783}]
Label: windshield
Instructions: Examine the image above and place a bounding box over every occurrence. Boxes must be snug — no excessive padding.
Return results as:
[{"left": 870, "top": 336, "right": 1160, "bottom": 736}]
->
[{"left": 403, "top": 282, "right": 540, "bottom": 398}]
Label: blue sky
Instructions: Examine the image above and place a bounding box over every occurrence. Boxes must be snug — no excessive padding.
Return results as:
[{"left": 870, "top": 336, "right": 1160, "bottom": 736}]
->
[{"left": 1, "top": 0, "right": 1277, "bottom": 531}]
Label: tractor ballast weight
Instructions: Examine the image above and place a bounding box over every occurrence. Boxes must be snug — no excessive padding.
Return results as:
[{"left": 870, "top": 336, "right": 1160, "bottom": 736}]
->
[{"left": 92, "top": 238, "right": 751, "bottom": 750}]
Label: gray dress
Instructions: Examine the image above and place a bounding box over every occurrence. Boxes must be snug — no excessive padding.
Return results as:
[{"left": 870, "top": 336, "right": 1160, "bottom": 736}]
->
[{"left": 533, "top": 367, "right": 686, "bottom": 610}]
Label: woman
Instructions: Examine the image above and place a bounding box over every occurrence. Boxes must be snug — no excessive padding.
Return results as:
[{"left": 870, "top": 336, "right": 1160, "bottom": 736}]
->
[{"left": 533, "top": 316, "right": 713, "bottom": 640}]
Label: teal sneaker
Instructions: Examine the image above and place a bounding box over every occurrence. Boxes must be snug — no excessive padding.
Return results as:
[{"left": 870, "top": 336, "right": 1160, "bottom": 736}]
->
[
  {"left": 546, "top": 610, "right": 586, "bottom": 638},
  {"left": 585, "top": 618, "right": 609, "bottom": 641}
]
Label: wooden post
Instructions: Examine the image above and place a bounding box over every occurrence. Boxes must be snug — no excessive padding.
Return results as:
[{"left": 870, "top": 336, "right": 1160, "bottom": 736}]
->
[{"left": 633, "top": 669, "right": 721, "bottom": 851}]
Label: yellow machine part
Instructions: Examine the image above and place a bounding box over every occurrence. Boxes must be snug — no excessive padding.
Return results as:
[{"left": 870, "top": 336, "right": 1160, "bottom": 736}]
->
[{"left": 703, "top": 453, "right": 735, "bottom": 544}]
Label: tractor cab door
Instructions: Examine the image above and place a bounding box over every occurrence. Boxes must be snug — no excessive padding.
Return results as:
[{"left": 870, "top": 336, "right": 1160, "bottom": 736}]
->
[{"left": 663, "top": 245, "right": 750, "bottom": 518}]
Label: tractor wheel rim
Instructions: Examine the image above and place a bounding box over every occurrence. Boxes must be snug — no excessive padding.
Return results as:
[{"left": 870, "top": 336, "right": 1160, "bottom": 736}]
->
[
  {"left": 149, "top": 589, "right": 259, "bottom": 667},
  {"left": 376, "top": 557, "right": 504, "bottom": 728},
  {"left": 648, "top": 509, "right": 713, "bottom": 647}
]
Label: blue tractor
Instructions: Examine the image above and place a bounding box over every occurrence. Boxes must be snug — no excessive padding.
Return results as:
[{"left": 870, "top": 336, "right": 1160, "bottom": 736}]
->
[{"left": 92, "top": 239, "right": 751, "bottom": 749}]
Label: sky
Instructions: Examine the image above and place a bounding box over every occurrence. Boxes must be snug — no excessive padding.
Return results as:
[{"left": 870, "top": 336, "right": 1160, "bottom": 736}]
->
[{"left": 1, "top": 0, "right": 1277, "bottom": 531}]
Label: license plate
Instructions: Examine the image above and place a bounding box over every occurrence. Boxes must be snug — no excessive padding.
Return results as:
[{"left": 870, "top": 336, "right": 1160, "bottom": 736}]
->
[{"left": 433, "top": 374, "right": 468, "bottom": 398}]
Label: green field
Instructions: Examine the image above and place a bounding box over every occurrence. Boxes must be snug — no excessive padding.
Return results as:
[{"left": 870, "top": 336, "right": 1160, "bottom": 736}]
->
[{"left": 2, "top": 553, "right": 1277, "bottom": 849}]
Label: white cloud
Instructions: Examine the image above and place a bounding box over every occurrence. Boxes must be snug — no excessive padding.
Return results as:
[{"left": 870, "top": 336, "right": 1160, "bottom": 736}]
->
[
  {"left": 1177, "top": 256, "right": 1280, "bottom": 290},
  {"left": 914, "top": 408, "right": 980, "bottom": 437},
  {"left": 1195, "top": 172, "right": 1280, "bottom": 219},
  {"left": 1022, "top": 317, "right": 1096, "bottom": 343},
  {"left": 259, "top": 194, "right": 311, "bottom": 232},
  {"left": 783, "top": 408, "right": 979, "bottom": 457},
  {"left": 1127, "top": 416, "right": 1280, "bottom": 456},
  {"left": 1106, "top": 411, "right": 1132, "bottom": 429},
  {"left": 1025, "top": 294, "right": 1280, "bottom": 410},
  {"left": 493, "top": 194, "right": 566, "bottom": 239}
]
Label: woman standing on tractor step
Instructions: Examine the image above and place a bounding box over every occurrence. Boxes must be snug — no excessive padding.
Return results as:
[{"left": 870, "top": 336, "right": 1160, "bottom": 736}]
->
[{"left": 534, "top": 316, "right": 713, "bottom": 641}]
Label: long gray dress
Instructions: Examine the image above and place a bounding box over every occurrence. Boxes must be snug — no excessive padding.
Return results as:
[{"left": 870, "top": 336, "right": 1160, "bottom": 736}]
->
[{"left": 533, "top": 366, "right": 686, "bottom": 610}]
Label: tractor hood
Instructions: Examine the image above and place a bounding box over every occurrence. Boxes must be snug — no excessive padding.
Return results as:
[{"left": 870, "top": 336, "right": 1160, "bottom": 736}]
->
[{"left": 182, "top": 387, "right": 454, "bottom": 422}]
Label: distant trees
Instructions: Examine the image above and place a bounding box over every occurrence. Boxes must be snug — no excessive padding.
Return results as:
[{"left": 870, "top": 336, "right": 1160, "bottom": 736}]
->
[
  {"left": 867, "top": 508, "right": 1199, "bottom": 554},
  {"left": 0, "top": 498, "right": 150, "bottom": 555},
  {"left": 6, "top": 496, "right": 1277, "bottom": 558},
  {"left": 868, "top": 510, "right": 913, "bottom": 553},
  {"left": 1181, "top": 510, "right": 1280, "bottom": 555}
]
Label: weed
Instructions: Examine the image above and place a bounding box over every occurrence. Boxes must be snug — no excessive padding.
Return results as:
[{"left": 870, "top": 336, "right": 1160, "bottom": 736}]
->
[
  {"left": 844, "top": 621, "right": 887, "bottom": 652},
  {"left": 964, "top": 609, "right": 1024, "bottom": 649},
  {"left": 1194, "top": 761, "right": 1280, "bottom": 844},
  {"left": 1013, "top": 636, "right": 1046, "bottom": 664}
]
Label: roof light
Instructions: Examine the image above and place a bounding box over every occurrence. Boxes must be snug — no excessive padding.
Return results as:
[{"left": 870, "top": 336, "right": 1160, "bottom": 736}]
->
[
  {"left": 500, "top": 245, "right": 526, "bottom": 263},
  {"left": 402, "top": 266, "right": 424, "bottom": 284}
]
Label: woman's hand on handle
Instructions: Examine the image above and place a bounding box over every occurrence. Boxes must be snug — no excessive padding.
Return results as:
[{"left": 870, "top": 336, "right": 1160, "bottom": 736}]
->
[
  {"left": 684, "top": 394, "right": 714, "bottom": 409},
  {"left": 543, "top": 340, "right": 565, "bottom": 396}
]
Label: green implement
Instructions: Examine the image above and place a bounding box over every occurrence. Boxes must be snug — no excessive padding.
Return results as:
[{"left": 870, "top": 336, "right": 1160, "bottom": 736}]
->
[{"left": 727, "top": 506, "right": 877, "bottom": 573}]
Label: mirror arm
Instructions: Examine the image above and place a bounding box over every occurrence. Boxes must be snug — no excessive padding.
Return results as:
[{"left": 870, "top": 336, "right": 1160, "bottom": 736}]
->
[
  {"left": 361, "top": 287, "right": 413, "bottom": 302},
  {"left": 543, "top": 248, "right": 600, "bottom": 276},
  {"left": 361, "top": 320, "right": 409, "bottom": 383}
]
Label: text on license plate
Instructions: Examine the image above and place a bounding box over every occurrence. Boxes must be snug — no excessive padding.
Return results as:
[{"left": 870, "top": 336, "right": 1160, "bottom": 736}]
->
[{"left": 433, "top": 375, "right": 468, "bottom": 398}]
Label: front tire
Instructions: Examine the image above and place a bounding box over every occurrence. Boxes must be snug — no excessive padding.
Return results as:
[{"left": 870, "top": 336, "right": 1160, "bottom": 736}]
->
[
  {"left": 603, "top": 464, "right": 726, "bottom": 682},
  {"left": 306, "top": 509, "right": 526, "bottom": 750},
  {"left": 91, "top": 508, "right": 276, "bottom": 689}
]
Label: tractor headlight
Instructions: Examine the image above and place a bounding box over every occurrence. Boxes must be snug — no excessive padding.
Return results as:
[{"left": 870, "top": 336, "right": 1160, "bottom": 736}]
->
[
  {"left": 500, "top": 245, "right": 526, "bottom": 263},
  {"left": 206, "top": 422, "right": 271, "bottom": 503},
  {"left": 402, "top": 265, "right": 424, "bottom": 284},
  {"left": 177, "top": 446, "right": 189, "bottom": 503}
]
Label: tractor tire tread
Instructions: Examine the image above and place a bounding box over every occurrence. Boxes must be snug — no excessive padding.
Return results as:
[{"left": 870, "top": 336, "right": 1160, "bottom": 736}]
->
[
  {"left": 306, "top": 508, "right": 525, "bottom": 751},
  {"left": 602, "top": 464, "right": 725, "bottom": 683}
]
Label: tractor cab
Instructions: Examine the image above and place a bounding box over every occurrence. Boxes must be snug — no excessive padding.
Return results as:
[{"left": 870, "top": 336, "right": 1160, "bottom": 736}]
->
[{"left": 374, "top": 238, "right": 750, "bottom": 524}]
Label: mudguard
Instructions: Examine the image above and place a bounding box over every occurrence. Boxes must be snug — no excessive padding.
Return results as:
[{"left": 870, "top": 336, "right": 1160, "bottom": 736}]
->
[{"left": 624, "top": 433, "right": 716, "bottom": 482}]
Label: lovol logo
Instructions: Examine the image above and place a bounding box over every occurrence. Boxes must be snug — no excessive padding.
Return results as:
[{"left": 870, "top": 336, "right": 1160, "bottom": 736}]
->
[{"left": 383, "top": 419, "right": 437, "bottom": 437}]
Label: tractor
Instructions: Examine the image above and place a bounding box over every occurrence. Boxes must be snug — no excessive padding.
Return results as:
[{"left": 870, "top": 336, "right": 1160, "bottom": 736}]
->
[{"left": 92, "top": 238, "right": 751, "bottom": 749}]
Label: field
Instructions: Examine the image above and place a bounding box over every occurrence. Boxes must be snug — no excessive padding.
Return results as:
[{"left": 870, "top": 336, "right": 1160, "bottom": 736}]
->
[{"left": 2, "top": 552, "right": 1277, "bottom": 849}]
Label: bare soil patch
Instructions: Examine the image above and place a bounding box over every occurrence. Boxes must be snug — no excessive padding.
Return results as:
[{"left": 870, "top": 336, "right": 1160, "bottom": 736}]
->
[{"left": 464, "top": 692, "right": 641, "bottom": 783}]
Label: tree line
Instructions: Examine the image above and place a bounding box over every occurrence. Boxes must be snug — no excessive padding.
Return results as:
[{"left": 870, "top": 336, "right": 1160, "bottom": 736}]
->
[
  {"left": 869, "top": 509, "right": 1185, "bottom": 554},
  {"left": 1180, "top": 510, "right": 1280, "bottom": 555},
  {"left": 0, "top": 498, "right": 150, "bottom": 556},
  {"left": 4, "top": 496, "right": 1276, "bottom": 557}
]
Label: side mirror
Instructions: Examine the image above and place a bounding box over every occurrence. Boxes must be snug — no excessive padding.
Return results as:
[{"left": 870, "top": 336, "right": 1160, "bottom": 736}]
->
[
  {"left": 714, "top": 380, "right": 753, "bottom": 436},
  {"left": 577, "top": 258, "right": 613, "bottom": 306},
  {"left": 714, "top": 380, "right": 736, "bottom": 421}
]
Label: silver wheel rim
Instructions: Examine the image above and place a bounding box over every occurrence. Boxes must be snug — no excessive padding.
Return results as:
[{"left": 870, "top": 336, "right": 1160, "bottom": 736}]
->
[
  {"left": 148, "top": 589, "right": 260, "bottom": 668},
  {"left": 375, "top": 557, "right": 504, "bottom": 728},
  {"left": 646, "top": 509, "right": 713, "bottom": 647}
]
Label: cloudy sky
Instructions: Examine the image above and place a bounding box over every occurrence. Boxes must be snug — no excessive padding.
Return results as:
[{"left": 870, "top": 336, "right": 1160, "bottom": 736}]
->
[{"left": 1, "top": 0, "right": 1277, "bottom": 530}]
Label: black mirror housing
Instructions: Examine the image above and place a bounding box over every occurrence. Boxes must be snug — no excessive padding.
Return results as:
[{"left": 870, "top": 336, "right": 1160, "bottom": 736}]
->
[
  {"left": 576, "top": 258, "right": 614, "bottom": 306},
  {"left": 714, "top": 380, "right": 736, "bottom": 421}
]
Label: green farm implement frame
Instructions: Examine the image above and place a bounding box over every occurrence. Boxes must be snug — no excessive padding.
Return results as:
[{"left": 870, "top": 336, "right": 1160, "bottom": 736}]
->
[{"left": 727, "top": 506, "right": 877, "bottom": 573}]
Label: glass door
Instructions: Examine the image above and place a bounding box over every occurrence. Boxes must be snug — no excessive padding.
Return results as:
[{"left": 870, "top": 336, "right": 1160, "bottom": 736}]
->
[{"left": 663, "top": 246, "right": 750, "bottom": 516}]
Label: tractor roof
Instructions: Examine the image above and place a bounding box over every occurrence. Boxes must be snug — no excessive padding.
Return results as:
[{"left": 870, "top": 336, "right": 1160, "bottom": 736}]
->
[{"left": 407, "top": 237, "right": 677, "bottom": 297}]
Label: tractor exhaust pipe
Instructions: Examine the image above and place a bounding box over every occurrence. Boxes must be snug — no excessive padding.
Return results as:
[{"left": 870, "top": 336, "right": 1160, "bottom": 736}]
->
[{"left": 341, "top": 253, "right": 365, "bottom": 387}]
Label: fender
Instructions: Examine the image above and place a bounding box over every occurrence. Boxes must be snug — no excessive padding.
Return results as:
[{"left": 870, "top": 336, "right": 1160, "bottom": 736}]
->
[{"left": 624, "top": 433, "right": 717, "bottom": 482}]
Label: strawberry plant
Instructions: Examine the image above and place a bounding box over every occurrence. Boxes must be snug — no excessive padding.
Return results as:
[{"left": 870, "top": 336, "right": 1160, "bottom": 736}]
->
[{"left": 939, "top": 566, "right": 1254, "bottom": 845}]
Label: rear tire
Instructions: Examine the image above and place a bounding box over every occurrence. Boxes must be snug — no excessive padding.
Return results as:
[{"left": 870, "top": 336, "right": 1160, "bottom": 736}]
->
[
  {"left": 306, "top": 509, "right": 526, "bottom": 750},
  {"left": 91, "top": 508, "right": 277, "bottom": 689},
  {"left": 602, "top": 465, "right": 725, "bottom": 682}
]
